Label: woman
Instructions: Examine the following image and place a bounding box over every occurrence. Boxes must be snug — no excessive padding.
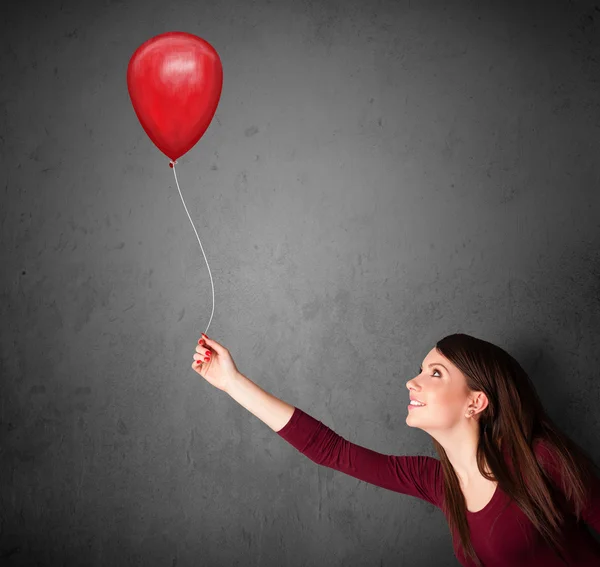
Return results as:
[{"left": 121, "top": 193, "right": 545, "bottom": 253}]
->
[{"left": 191, "top": 332, "right": 600, "bottom": 566}]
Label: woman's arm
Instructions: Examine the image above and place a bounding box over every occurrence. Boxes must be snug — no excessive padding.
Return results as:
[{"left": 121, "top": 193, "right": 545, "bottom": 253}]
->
[
  {"left": 225, "top": 373, "right": 295, "bottom": 432},
  {"left": 225, "top": 374, "right": 442, "bottom": 507}
]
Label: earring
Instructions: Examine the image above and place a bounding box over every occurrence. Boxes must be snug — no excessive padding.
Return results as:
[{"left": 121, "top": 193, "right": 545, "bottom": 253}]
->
[{"left": 467, "top": 409, "right": 475, "bottom": 417}]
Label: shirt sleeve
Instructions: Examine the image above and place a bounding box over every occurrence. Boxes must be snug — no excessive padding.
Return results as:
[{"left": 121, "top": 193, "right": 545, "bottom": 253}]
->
[
  {"left": 276, "top": 406, "right": 443, "bottom": 508},
  {"left": 534, "top": 438, "right": 600, "bottom": 533}
]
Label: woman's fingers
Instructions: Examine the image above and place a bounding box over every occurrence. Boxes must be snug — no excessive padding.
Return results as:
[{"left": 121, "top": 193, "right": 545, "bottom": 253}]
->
[
  {"left": 195, "top": 345, "right": 212, "bottom": 355},
  {"left": 200, "top": 335, "right": 226, "bottom": 355}
]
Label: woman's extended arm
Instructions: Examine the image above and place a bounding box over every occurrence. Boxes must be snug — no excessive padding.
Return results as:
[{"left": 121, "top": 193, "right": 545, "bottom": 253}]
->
[
  {"left": 193, "top": 335, "right": 441, "bottom": 507},
  {"left": 225, "top": 373, "right": 295, "bottom": 432}
]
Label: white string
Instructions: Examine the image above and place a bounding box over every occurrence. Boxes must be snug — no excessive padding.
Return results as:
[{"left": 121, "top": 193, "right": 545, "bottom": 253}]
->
[{"left": 170, "top": 160, "right": 215, "bottom": 337}]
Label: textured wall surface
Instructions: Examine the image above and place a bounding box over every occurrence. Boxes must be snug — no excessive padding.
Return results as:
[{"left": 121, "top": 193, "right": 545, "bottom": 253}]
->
[{"left": 1, "top": 0, "right": 600, "bottom": 565}]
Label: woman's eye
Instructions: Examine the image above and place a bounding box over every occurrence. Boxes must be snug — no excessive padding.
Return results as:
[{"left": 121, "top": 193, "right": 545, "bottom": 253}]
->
[{"left": 418, "top": 367, "right": 441, "bottom": 377}]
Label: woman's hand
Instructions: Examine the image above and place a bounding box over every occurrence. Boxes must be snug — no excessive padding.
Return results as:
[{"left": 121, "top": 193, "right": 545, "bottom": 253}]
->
[{"left": 191, "top": 334, "right": 241, "bottom": 392}]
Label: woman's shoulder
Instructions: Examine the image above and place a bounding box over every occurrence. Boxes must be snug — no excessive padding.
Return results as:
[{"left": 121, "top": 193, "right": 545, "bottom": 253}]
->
[{"left": 531, "top": 436, "right": 562, "bottom": 472}]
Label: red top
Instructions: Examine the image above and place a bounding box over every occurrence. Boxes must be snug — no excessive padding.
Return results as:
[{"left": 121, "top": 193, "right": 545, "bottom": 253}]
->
[{"left": 277, "top": 407, "right": 600, "bottom": 566}]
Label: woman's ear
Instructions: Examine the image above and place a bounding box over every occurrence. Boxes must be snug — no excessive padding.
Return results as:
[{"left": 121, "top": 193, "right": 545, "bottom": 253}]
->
[{"left": 471, "top": 391, "right": 489, "bottom": 412}]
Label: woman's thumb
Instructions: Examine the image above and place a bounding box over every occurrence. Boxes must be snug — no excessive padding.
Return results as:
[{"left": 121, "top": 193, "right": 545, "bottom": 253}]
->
[{"left": 202, "top": 334, "right": 225, "bottom": 354}]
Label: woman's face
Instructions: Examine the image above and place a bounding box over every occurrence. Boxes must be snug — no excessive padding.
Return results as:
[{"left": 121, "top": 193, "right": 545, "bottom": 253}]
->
[{"left": 405, "top": 347, "right": 473, "bottom": 432}]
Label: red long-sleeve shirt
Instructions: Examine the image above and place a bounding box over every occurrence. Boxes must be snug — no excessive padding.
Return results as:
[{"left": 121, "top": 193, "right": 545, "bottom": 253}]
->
[{"left": 276, "top": 406, "right": 600, "bottom": 566}]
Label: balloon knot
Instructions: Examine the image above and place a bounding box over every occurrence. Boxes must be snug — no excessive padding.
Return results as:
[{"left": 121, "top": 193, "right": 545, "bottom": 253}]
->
[{"left": 169, "top": 160, "right": 178, "bottom": 168}]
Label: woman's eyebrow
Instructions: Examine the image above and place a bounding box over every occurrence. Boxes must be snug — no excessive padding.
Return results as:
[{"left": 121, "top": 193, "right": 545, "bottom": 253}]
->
[{"left": 421, "top": 362, "right": 449, "bottom": 373}]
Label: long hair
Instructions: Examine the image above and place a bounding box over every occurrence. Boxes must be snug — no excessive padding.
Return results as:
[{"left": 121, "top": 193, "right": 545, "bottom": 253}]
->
[{"left": 431, "top": 333, "right": 599, "bottom": 566}]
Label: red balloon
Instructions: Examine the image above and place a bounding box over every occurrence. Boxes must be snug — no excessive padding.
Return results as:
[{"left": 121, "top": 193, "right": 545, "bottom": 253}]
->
[{"left": 127, "top": 31, "right": 223, "bottom": 161}]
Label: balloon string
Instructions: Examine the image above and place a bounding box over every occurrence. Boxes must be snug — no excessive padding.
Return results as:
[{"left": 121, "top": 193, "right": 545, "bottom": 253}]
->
[{"left": 170, "top": 160, "right": 215, "bottom": 337}]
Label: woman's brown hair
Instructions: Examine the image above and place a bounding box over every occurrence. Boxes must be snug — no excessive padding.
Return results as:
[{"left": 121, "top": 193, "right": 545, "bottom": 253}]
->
[{"left": 431, "top": 333, "right": 599, "bottom": 566}]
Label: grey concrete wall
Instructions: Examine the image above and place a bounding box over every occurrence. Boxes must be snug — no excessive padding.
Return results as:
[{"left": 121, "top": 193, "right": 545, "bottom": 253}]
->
[{"left": 1, "top": 0, "right": 599, "bottom": 565}]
